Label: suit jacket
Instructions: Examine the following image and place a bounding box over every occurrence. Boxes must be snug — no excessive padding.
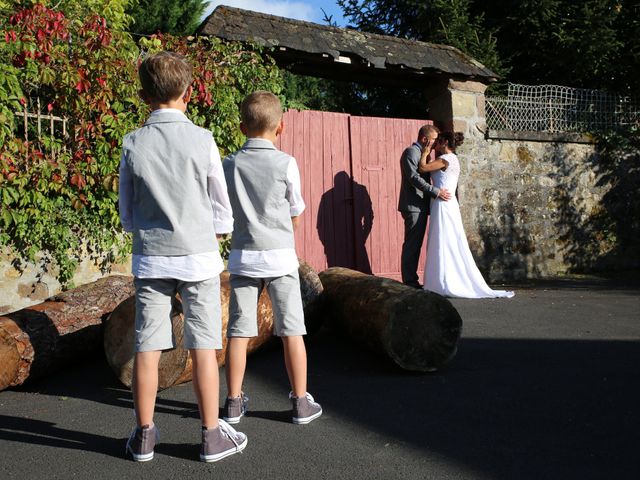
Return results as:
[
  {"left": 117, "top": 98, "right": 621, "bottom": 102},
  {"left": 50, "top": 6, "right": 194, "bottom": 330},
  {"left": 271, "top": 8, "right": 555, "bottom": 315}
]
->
[{"left": 397, "top": 142, "right": 440, "bottom": 213}]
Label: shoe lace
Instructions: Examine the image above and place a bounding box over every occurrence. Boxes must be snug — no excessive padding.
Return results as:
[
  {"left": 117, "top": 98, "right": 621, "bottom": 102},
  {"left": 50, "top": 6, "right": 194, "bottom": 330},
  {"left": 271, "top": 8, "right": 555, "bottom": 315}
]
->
[
  {"left": 218, "top": 419, "right": 243, "bottom": 451},
  {"left": 288, "top": 391, "right": 319, "bottom": 406}
]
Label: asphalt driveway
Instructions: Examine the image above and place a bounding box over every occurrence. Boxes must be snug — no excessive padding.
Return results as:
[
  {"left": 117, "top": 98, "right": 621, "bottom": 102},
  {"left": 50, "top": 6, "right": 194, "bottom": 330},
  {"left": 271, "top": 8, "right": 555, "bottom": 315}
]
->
[{"left": 1, "top": 275, "right": 639, "bottom": 479}]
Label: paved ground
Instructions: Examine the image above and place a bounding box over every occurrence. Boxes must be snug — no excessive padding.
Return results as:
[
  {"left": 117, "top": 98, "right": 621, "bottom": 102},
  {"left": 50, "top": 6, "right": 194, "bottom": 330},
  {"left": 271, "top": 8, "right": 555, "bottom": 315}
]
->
[{"left": 1, "top": 275, "right": 639, "bottom": 479}]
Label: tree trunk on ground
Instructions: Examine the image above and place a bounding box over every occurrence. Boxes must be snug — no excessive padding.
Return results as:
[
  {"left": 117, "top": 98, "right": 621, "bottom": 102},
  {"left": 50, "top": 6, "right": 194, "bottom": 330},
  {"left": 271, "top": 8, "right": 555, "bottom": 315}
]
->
[
  {"left": 104, "top": 262, "right": 324, "bottom": 389},
  {"left": 0, "top": 276, "right": 135, "bottom": 391},
  {"left": 318, "top": 267, "right": 462, "bottom": 372}
]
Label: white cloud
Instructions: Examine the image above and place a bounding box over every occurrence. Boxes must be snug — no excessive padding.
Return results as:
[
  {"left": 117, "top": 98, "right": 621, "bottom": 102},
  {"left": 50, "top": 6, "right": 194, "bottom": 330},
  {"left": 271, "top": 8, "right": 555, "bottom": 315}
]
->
[{"left": 203, "top": 1, "right": 317, "bottom": 23}]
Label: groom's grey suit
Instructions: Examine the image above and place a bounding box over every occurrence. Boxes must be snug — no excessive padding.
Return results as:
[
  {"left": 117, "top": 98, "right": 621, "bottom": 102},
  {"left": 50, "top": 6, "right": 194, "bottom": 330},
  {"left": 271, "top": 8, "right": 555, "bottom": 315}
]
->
[{"left": 398, "top": 142, "right": 441, "bottom": 287}]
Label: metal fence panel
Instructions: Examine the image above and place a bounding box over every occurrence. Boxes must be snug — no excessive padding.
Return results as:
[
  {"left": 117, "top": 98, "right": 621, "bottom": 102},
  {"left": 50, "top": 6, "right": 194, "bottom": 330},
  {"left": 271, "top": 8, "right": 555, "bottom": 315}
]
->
[{"left": 486, "top": 83, "right": 640, "bottom": 133}]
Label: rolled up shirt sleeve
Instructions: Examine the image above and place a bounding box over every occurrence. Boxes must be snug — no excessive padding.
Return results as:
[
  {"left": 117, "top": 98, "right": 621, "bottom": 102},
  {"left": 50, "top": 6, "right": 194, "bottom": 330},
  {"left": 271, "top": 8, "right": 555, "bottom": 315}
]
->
[
  {"left": 286, "top": 157, "right": 305, "bottom": 217},
  {"left": 118, "top": 153, "right": 134, "bottom": 232},
  {"left": 208, "top": 142, "right": 234, "bottom": 234}
]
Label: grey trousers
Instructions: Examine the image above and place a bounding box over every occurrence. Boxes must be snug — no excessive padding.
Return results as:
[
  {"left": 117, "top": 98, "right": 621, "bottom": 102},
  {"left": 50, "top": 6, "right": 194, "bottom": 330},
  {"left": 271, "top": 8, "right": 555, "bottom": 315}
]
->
[{"left": 400, "top": 209, "right": 429, "bottom": 286}]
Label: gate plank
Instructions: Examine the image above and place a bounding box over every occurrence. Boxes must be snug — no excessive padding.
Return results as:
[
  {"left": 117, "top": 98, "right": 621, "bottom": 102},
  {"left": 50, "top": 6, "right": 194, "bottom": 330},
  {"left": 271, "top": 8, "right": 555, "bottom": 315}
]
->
[{"left": 277, "top": 110, "right": 433, "bottom": 281}]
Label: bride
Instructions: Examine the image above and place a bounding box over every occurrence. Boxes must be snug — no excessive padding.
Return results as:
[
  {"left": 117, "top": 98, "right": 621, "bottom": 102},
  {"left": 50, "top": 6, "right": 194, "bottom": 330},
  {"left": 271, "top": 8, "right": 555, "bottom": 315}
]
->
[{"left": 418, "top": 132, "right": 514, "bottom": 298}]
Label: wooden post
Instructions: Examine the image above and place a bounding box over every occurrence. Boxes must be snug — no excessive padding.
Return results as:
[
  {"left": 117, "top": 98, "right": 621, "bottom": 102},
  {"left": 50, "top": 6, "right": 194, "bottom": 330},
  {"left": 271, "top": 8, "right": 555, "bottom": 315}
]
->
[{"left": 36, "top": 97, "right": 41, "bottom": 140}]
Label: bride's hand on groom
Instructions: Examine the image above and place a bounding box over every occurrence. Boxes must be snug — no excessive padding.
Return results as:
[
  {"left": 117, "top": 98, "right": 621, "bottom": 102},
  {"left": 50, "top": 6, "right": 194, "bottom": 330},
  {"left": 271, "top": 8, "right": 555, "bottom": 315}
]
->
[{"left": 438, "top": 188, "right": 452, "bottom": 201}]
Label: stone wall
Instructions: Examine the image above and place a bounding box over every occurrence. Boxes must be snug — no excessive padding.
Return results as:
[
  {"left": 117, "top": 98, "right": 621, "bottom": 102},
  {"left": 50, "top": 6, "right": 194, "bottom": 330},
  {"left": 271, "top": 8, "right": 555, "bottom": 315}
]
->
[
  {"left": 457, "top": 137, "right": 603, "bottom": 281},
  {"left": 0, "top": 248, "right": 131, "bottom": 315},
  {"left": 426, "top": 79, "right": 626, "bottom": 281},
  {"left": 1, "top": 78, "right": 633, "bottom": 311}
]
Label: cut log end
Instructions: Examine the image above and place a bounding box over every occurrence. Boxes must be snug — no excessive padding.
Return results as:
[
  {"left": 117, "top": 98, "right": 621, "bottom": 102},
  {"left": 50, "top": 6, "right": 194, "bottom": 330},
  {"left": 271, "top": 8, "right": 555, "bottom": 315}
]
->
[
  {"left": 298, "top": 260, "right": 324, "bottom": 335},
  {"left": 0, "top": 320, "right": 21, "bottom": 390},
  {"left": 384, "top": 291, "right": 462, "bottom": 372},
  {"left": 0, "top": 275, "right": 136, "bottom": 392}
]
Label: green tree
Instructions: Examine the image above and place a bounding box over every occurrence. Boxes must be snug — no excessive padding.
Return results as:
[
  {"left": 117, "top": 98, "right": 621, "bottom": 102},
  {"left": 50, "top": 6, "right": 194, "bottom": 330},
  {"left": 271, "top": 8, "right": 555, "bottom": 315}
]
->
[
  {"left": 478, "top": 0, "right": 631, "bottom": 92},
  {"left": 611, "top": 2, "right": 640, "bottom": 94},
  {"left": 325, "top": 0, "right": 508, "bottom": 117},
  {"left": 127, "top": 0, "right": 207, "bottom": 36},
  {"left": 1, "top": 1, "right": 283, "bottom": 284},
  {"left": 280, "top": 71, "right": 350, "bottom": 112},
  {"left": 338, "top": 0, "right": 507, "bottom": 78},
  {"left": 338, "top": 1, "right": 639, "bottom": 94}
]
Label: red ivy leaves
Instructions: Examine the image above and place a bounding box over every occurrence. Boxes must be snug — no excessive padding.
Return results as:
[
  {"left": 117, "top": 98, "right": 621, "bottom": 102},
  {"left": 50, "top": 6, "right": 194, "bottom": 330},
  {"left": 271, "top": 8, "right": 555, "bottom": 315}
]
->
[
  {"left": 7, "top": 4, "right": 70, "bottom": 50},
  {"left": 4, "top": 30, "right": 17, "bottom": 43},
  {"left": 75, "top": 69, "right": 91, "bottom": 93},
  {"left": 7, "top": 5, "right": 69, "bottom": 68},
  {"left": 70, "top": 171, "right": 86, "bottom": 189},
  {"left": 194, "top": 79, "right": 213, "bottom": 106},
  {"left": 80, "top": 16, "right": 112, "bottom": 52}
]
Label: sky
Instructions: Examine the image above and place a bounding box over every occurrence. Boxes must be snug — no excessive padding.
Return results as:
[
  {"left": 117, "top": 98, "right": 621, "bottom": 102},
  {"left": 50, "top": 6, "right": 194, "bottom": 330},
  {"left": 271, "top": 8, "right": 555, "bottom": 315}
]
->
[{"left": 202, "top": 0, "right": 348, "bottom": 27}]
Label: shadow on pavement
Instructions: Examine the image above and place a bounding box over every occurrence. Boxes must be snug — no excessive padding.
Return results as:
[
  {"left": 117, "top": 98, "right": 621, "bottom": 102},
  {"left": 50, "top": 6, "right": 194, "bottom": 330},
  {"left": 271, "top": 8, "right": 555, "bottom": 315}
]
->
[
  {"left": 2, "top": 279, "right": 639, "bottom": 479},
  {"left": 247, "top": 330, "right": 640, "bottom": 479},
  {"left": 0, "top": 414, "right": 125, "bottom": 458}
]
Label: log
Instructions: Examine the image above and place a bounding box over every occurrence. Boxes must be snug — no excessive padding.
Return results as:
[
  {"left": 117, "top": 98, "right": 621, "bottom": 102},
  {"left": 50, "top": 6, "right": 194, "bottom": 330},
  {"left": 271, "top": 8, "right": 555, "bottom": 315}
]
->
[
  {"left": 318, "top": 267, "right": 462, "bottom": 372},
  {"left": 297, "top": 260, "right": 325, "bottom": 335},
  {"left": 104, "top": 262, "right": 324, "bottom": 389},
  {"left": 0, "top": 275, "right": 136, "bottom": 391}
]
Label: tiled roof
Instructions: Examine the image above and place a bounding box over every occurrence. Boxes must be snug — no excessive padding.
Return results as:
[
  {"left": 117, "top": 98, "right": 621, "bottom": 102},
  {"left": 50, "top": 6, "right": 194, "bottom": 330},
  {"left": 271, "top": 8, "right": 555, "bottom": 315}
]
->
[{"left": 197, "top": 6, "right": 498, "bottom": 83}]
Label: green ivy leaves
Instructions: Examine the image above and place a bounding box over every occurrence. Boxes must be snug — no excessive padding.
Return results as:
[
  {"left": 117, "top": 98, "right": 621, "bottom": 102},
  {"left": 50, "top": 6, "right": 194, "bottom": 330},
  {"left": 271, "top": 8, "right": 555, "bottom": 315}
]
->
[{"left": 1, "top": 3, "right": 284, "bottom": 286}]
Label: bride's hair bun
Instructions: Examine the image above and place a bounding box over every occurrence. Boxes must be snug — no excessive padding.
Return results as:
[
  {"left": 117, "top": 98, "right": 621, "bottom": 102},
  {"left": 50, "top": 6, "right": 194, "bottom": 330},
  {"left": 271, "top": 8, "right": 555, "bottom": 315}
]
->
[{"left": 454, "top": 132, "right": 464, "bottom": 147}]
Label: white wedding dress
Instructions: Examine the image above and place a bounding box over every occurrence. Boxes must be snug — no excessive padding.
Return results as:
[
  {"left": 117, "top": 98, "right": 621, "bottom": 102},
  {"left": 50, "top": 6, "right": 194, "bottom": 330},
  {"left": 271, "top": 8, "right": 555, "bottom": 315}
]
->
[{"left": 423, "top": 153, "right": 514, "bottom": 298}]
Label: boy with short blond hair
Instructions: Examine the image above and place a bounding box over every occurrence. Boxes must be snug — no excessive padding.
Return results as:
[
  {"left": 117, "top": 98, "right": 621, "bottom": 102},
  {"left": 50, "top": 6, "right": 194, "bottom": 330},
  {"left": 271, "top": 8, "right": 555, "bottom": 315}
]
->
[
  {"left": 222, "top": 91, "right": 322, "bottom": 425},
  {"left": 119, "top": 51, "right": 246, "bottom": 462}
]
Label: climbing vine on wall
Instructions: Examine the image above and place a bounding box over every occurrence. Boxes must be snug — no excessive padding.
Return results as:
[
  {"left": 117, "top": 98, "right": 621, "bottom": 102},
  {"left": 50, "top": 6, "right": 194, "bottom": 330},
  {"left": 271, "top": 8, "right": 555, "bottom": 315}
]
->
[{"left": 0, "top": 2, "right": 283, "bottom": 285}]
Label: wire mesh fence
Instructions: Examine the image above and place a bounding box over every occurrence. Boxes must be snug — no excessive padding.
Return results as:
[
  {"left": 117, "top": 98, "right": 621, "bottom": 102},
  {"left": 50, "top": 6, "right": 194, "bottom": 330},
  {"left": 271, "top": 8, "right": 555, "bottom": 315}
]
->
[{"left": 486, "top": 83, "right": 640, "bottom": 133}]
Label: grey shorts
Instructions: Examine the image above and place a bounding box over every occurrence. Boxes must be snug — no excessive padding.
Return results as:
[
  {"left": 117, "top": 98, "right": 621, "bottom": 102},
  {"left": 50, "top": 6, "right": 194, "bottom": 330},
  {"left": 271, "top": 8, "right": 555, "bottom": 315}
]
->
[
  {"left": 228, "top": 270, "right": 307, "bottom": 338},
  {"left": 134, "top": 276, "right": 222, "bottom": 352}
]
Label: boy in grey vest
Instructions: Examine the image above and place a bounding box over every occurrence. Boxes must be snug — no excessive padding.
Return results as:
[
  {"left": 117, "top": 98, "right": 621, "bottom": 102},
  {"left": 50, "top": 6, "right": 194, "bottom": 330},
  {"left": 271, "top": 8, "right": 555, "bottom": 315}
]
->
[
  {"left": 222, "top": 91, "right": 322, "bottom": 425},
  {"left": 118, "top": 51, "right": 246, "bottom": 462}
]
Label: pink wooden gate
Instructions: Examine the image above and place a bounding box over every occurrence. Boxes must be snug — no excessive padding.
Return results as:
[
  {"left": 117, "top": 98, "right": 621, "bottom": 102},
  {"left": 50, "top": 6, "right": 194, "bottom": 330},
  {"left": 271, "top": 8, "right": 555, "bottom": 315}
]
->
[{"left": 276, "top": 110, "right": 432, "bottom": 281}]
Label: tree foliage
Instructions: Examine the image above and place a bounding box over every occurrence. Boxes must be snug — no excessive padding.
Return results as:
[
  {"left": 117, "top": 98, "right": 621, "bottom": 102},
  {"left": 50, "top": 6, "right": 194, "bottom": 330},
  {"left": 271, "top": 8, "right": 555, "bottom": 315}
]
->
[
  {"left": 338, "top": 0, "right": 639, "bottom": 94},
  {"left": 0, "top": 1, "right": 283, "bottom": 284},
  {"left": 478, "top": 0, "right": 635, "bottom": 92},
  {"left": 127, "top": 0, "right": 207, "bottom": 36},
  {"left": 337, "top": 0, "right": 507, "bottom": 78},
  {"left": 323, "top": 0, "right": 508, "bottom": 117}
]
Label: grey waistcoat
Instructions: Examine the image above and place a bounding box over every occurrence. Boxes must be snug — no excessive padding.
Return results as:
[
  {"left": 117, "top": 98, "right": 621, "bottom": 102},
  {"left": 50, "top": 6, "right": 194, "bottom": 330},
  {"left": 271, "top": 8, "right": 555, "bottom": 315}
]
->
[
  {"left": 223, "top": 138, "right": 295, "bottom": 251},
  {"left": 122, "top": 111, "right": 217, "bottom": 255}
]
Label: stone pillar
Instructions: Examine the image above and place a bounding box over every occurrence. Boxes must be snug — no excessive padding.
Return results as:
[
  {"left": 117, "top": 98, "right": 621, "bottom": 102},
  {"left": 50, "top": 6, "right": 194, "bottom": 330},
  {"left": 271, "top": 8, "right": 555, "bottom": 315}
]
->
[
  {"left": 424, "top": 78, "right": 488, "bottom": 136},
  {"left": 448, "top": 79, "right": 488, "bottom": 140}
]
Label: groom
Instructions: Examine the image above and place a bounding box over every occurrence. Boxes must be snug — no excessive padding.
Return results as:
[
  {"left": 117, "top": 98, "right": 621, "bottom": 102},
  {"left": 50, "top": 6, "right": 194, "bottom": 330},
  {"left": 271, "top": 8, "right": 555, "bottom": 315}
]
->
[{"left": 398, "top": 124, "right": 451, "bottom": 288}]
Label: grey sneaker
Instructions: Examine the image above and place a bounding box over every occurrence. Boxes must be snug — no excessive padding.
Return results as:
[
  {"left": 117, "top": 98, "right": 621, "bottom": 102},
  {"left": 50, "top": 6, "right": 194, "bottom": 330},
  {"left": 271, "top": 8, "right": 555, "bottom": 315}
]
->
[
  {"left": 290, "top": 392, "right": 323, "bottom": 424},
  {"left": 200, "top": 419, "right": 248, "bottom": 462},
  {"left": 125, "top": 424, "right": 160, "bottom": 462},
  {"left": 222, "top": 392, "right": 249, "bottom": 424}
]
